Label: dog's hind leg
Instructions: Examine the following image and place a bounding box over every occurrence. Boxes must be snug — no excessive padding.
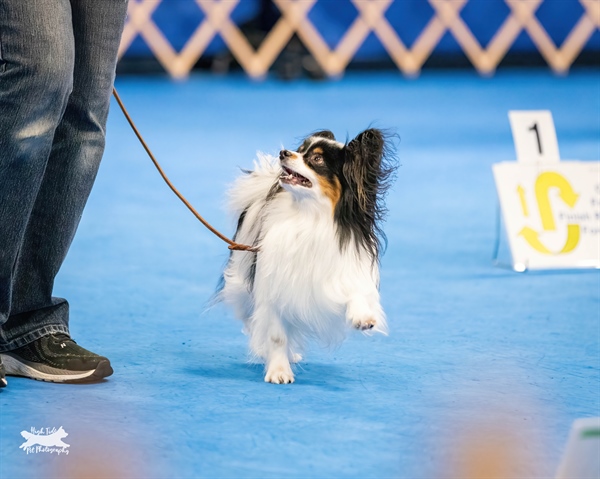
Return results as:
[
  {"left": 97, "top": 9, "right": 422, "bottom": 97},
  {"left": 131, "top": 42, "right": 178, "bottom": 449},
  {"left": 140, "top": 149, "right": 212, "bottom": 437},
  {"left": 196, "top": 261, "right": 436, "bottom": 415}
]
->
[{"left": 249, "top": 306, "right": 294, "bottom": 384}]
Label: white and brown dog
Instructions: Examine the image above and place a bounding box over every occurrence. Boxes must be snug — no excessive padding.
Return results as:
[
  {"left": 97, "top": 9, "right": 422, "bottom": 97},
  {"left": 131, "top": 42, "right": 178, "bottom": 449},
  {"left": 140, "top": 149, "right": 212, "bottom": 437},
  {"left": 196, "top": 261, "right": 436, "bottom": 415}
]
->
[{"left": 218, "top": 128, "right": 396, "bottom": 384}]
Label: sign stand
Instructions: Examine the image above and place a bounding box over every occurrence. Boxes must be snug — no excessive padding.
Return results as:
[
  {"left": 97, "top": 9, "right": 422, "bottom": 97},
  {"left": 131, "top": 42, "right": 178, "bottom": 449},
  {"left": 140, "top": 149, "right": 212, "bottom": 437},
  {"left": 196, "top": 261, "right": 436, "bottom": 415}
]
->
[{"left": 492, "top": 204, "right": 515, "bottom": 270}]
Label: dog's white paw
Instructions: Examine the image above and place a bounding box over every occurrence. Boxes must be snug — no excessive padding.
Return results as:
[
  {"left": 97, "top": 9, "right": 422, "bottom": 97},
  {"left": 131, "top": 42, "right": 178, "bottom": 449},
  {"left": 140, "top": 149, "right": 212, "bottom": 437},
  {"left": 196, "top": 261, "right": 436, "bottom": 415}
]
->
[
  {"left": 264, "top": 362, "right": 295, "bottom": 384},
  {"left": 351, "top": 316, "right": 377, "bottom": 331},
  {"left": 346, "top": 297, "right": 386, "bottom": 334}
]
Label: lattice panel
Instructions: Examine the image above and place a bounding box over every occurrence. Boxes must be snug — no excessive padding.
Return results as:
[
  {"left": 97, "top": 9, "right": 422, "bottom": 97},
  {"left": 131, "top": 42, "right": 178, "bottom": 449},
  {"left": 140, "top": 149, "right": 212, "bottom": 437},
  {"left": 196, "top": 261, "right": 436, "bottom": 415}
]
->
[{"left": 118, "top": 0, "right": 600, "bottom": 78}]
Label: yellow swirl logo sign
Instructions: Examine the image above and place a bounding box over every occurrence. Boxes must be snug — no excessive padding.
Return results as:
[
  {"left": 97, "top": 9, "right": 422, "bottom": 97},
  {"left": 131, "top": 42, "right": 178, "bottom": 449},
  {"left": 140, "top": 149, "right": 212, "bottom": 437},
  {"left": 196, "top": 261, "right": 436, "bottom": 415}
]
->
[{"left": 518, "top": 172, "right": 580, "bottom": 255}]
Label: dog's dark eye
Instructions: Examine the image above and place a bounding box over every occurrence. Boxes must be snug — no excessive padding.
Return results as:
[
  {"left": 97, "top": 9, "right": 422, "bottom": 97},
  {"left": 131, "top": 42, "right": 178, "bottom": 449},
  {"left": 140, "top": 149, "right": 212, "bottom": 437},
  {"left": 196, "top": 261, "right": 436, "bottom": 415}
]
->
[{"left": 312, "top": 154, "right": 324, "bottom": 165}]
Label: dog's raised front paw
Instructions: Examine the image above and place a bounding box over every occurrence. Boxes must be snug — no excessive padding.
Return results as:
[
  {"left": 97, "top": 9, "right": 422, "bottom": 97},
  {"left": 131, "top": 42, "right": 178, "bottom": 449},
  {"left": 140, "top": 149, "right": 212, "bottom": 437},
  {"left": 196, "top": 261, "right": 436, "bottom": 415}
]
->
[
  {"left": 346, "top": 297, "right": 386, "bottom": 334},
  {"left": 264, "top": 362, "right": 295, "bottom": 384},
  {"left": 352, "top": 316, "right": 377, "bottom": 331}
]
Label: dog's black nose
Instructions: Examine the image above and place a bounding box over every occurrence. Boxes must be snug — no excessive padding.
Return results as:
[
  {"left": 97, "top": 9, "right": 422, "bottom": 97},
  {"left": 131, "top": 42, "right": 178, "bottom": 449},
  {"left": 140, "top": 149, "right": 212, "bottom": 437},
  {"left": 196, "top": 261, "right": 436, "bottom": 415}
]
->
[{"left": 279, "top": 149, "right": 292, "bottom": 160}]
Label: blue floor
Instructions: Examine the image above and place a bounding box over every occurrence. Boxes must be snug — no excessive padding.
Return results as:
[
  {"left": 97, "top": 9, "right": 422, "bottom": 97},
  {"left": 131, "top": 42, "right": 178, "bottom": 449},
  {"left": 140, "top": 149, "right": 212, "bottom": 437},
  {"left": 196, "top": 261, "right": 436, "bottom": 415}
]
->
[{"left": 1, "top": 69, "right": 599, "bottom": 479}]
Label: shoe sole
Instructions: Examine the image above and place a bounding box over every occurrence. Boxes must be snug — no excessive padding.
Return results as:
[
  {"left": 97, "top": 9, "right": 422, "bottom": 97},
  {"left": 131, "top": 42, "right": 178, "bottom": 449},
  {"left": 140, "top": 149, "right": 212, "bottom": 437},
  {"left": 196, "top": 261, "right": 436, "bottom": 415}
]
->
[
  {"left": 0, "top": 354, "right": 113, "bottom": 384},
  {"left": 0, "top": 361, "right": 6, "bottom": 388}
]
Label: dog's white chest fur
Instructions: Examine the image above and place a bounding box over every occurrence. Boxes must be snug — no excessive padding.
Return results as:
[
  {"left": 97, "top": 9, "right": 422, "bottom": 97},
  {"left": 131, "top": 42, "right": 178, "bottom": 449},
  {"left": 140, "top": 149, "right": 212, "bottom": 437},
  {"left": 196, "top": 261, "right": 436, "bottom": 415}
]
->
[{"left": 257, "top": 196, "right": 347, "bottom": 321}]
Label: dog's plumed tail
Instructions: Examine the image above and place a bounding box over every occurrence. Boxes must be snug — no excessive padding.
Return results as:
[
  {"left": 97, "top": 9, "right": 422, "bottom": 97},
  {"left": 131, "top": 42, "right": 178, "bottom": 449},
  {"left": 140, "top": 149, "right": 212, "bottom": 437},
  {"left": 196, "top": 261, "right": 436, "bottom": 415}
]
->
[{"left": 228, "top": 153, "right": 281, "bottom": 218}]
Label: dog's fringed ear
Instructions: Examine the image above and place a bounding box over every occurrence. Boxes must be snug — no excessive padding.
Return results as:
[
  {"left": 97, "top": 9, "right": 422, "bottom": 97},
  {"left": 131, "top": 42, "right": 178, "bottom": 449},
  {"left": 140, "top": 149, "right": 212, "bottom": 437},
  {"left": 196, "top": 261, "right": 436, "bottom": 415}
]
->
[
  {"left": 338, "top": 128, "right": 396, "bottom": 259},
  {"left": 343, "top": 128, "right": 386, "bottom": 211}
]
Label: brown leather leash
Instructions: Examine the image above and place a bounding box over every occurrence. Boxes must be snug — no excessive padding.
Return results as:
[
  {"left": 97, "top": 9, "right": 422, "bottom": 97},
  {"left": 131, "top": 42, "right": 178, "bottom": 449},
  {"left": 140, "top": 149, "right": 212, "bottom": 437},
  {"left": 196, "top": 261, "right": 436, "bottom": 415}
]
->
[{"left": 112, "top": 87, "right": 257, "bottom": 252}]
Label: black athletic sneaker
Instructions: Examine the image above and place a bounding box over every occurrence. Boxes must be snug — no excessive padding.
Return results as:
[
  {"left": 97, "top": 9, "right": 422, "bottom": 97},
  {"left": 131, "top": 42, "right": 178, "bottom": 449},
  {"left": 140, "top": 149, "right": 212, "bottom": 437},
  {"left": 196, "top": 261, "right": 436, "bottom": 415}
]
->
[
  {"left": 0, "top": 334, "right": 113, "bottom": 383},
  {"left": 0, "top": 356, "right": 6, "bottom": 387}
]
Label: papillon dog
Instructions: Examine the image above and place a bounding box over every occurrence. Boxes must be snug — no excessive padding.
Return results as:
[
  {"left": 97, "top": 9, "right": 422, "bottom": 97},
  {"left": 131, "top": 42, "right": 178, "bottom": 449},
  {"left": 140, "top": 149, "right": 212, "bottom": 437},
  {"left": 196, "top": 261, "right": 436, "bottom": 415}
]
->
[{"left": 218, "top": 128, "right": 396, "bottom": 384}]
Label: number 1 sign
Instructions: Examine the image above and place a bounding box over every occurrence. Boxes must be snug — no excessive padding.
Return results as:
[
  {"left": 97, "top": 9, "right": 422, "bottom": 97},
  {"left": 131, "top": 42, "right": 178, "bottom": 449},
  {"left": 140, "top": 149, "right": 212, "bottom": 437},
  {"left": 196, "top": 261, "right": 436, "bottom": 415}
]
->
[{"left": 508, "top": 110, "right": 560, "bottom": 163}]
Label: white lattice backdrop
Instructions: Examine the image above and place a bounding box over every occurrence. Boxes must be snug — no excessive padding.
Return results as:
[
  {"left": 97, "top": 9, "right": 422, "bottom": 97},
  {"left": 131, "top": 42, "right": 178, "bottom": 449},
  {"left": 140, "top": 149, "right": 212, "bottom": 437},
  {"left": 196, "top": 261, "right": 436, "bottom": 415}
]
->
[{"left": 118, "top": 0, "right": 600, "bottom": 78}]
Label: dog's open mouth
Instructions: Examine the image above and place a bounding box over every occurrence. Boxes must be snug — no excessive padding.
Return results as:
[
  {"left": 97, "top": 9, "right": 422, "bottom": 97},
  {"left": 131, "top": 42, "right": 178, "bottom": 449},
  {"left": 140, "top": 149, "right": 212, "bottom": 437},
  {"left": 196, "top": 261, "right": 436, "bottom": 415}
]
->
[{"left": 280, "top": 166, "right": 312, "bottom": 188}]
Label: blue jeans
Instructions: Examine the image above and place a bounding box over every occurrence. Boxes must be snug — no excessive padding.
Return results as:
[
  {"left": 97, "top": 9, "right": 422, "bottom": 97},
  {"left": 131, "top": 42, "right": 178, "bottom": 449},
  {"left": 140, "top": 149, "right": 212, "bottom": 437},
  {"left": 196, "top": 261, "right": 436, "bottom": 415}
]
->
[{"left": 0, "top": 0, "right": 127, "bottom": 351}]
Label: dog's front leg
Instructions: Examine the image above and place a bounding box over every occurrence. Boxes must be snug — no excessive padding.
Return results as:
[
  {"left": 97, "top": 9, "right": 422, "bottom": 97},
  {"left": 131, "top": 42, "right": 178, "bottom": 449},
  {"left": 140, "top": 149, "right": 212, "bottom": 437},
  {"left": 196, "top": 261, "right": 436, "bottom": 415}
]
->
[{"left": 250, "top": 306, "right": 294, "bottom": 384}]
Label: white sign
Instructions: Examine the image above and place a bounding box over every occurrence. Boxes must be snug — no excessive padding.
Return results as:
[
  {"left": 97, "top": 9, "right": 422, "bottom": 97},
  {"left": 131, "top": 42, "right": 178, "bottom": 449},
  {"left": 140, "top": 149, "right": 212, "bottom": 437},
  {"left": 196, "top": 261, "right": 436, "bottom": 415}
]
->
[
  {"left": 493, "top": 162, "right": 600, "bottom": 271},
  {"left": 556, "top": 417, "right": 600, "bottom": 479},
  {"left": 509, "top": 110, "right": 560, "bottom": 163}
]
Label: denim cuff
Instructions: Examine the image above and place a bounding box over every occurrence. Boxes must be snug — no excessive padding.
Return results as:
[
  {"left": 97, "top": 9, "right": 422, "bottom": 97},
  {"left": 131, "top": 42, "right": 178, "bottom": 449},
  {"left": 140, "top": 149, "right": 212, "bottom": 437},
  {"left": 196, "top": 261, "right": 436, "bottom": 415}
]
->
[{"left": 0, "top": 324, "right": 70, "bottom": 352}]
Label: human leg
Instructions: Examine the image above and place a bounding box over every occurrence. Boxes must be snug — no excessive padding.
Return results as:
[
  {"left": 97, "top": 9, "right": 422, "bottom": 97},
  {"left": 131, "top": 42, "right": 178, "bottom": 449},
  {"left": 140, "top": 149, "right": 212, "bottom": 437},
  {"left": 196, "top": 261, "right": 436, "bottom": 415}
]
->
[
  {"left": 0, "top": 0, "right": 75, "bottom": 347},
  {"left": 1, "top": 0, "right": 128, "bottom": 352},
  {"left": 0, "top": 0, "right": 127, "bottom": 383}
]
